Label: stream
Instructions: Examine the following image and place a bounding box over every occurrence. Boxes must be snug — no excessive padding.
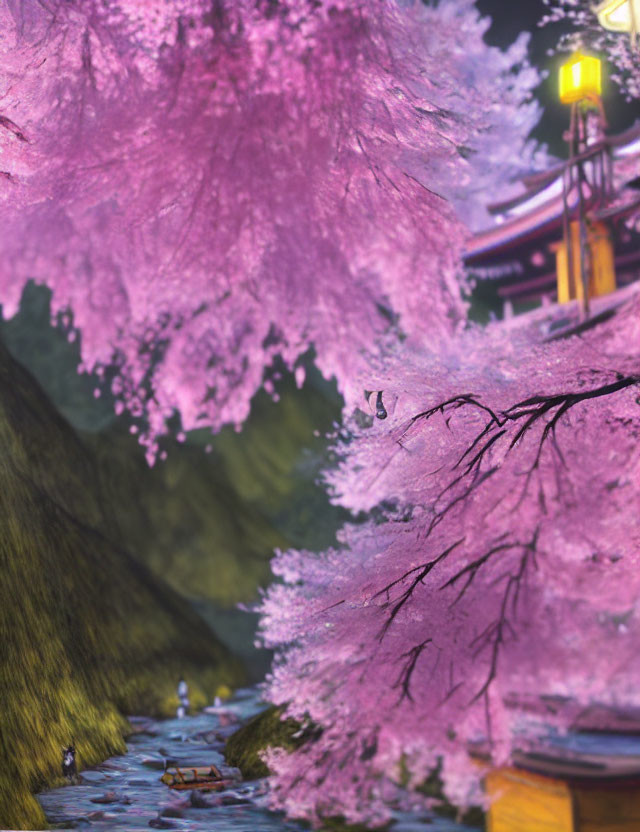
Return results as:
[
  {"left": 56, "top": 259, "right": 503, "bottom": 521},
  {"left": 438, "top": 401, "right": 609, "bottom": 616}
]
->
[{"left": 38, "top": 688, "right": 477, "bottom": 832}]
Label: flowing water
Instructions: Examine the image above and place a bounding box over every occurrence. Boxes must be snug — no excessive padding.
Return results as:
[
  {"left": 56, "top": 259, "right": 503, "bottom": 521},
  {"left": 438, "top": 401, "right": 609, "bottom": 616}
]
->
[{"left": 38, "top": 688, "right": 476, "bottom": 832}]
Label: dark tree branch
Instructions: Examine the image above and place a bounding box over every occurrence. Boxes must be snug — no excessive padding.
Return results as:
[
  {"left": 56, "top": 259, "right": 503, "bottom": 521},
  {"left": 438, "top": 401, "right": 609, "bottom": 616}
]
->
[
  {"left": 439, "top": 538, "right": 520, "bottom": 606},
  {"left": 407, "top": 373, "right": 640, "bottom": 525},
  {"left": 373, "top": 376, "right": 637, "bottom": 714},
  {"left": 468, "top": 530, "right": 538, "bottom": 705},
  {"left": 393, "top": 638, "right": 433, "bottom": 703},
  {"left": 374, "top": 538, "right": 465, "bottom": 639},
  {"left": 0, "top": 114, "right": 28, "bottom": 142},
  {"left": 410, "top": 375, "right": 639, "bottom": 477}
]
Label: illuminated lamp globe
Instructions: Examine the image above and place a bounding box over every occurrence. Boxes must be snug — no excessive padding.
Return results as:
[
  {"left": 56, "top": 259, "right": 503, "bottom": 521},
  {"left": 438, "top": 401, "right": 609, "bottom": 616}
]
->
[{"left": 559, "top": 53, "right": 602, "bottom": 104}]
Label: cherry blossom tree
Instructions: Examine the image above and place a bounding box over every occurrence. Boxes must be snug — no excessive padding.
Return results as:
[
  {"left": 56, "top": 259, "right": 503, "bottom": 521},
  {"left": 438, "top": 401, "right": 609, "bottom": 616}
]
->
[
  {"left": 254, "top": 4, "right": 640, "bottom": 821},
  {"left": 0, "top": 1, "right": 563, "bottom": 823},
  {"left": 0, "top": 0, "right": 542, "bottom": 458},
  {"left": 259, "top": 292, "right": 640, "bottom": 825}
]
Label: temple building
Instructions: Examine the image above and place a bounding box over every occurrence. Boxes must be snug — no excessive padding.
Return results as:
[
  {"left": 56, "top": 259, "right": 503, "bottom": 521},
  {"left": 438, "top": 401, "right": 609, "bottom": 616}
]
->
[{"left": 464, "top": 122, "right": 640, "bottom": 321}]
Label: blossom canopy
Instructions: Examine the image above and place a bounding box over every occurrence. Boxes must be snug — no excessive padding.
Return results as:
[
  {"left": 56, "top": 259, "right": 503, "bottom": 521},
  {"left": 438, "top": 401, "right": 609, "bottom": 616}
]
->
[{"left": 0, "top": 0, "right": 542, "bottom": 456}]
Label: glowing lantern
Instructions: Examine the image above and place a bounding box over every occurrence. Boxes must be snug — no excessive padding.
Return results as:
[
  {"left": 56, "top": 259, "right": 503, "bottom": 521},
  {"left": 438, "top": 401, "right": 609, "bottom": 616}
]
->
[
  {"left": 594, "top": 0, "right": 639, "bottom": 44},
  {"left": 559, "top": 53, "right": 602, "bottom": 104}
]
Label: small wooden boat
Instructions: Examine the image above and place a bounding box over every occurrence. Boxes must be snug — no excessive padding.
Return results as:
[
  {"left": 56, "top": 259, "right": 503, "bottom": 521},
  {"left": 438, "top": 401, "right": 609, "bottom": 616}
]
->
[{"left": 160, "top": 764, "right": 232, "bottom": 791}]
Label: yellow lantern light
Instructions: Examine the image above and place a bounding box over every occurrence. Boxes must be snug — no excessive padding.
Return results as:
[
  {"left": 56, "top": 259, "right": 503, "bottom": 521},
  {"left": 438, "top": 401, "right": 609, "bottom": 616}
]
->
[
  {"left": 559, "top": 53, "right": 602, "bottom": 104},
  {"left": 594, "top": 0, "right": 639, "bottom": 41}
]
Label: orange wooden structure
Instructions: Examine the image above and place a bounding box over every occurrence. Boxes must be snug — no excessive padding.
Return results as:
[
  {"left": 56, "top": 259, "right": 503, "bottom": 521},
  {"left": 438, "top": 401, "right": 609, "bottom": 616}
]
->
[
  {"left": 555, "top": 220, "right": 617, "bottom": 304},
  {"left": 487, "top": 765, "right": 640, "bottom": 831}
]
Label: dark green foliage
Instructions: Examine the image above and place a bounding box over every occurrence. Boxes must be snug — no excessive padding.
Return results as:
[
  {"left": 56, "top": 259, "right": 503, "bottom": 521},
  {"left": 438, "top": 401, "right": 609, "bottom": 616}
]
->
[
  {"left": 416, "top": 764, "right": 483, "bottom": 827},
  {"left": 86, "top": 362, "right": 348, "bottom": 608},
  {"left": 85, "top": 422, "right": 286, "bottom": 608},
  {"left": 0, "top": 339, "right": 243, "bottom": 830},
  {"left": 2, "top": 284, "right": 347, "bottom": 612},
  {"left": 0, "top": 281, "right": 116, "bottom": 431},
  {"left": 204, "top": 364, "right": 349, "bottom": 556},
  {"left": 83, "top": 363, "right": 347, "bottom": 609},
  {"left": 191, "top": 605, "right": 273, "bottom": 683},
  {"left": 224, "top": 706, "right": 304, "bottom": 779}
]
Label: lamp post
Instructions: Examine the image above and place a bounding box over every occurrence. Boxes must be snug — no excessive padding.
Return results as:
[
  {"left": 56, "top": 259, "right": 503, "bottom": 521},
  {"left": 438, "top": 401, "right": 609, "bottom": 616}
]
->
[
  {"left": 558, "top": 51, "right": 605, "bottom": 321},
  {"left": 594, "top": 0, "right": 640, "bottom": 47}
]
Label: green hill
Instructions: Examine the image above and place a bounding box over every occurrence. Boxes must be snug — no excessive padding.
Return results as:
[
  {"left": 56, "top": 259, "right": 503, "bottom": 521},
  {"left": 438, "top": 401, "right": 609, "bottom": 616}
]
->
[
  {"left": 2, "top": 283, "right": 347, "bottom": 613},
  {"left": 0, "top": 338, "right": 243, "bottom": 830},
  {"left": 85, "top": 364, "right": 347, "bottom": 610},
  {"left": 0, "top": 284, "right": 349, "bottom": 828}
]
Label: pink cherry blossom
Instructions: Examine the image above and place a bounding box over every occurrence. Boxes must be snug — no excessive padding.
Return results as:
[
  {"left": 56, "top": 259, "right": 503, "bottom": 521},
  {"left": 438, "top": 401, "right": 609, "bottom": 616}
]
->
[
  {"left": 0, "top": 0, "right": 541, "bottom": 455},
  {"left": 260, "top": 290, "right": 640, "bottom": 824}
]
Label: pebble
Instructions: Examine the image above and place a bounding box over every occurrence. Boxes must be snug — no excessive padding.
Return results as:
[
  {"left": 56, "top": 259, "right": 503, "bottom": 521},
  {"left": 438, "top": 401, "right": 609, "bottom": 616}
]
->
[
  {"left": 99, "top": 760, "right": 126, "bottom": 770},
  {"left": 90, "top": 791, "right": 132, "bottom": 805},
  {"left": 191, "top": 730, "right": 222, "bottom": 744},
  {"left": 189, "top": 790, "right": 213, "bottom": 809},
  {"left": 142, "top": 757, "right": 176, "bottom": 770},
  {"left": 220, "top": 794, "right": 251, "bottom": 806},
  {"left": 160, "top": 807, "right": 185, "bottom": 818},
  {"left": 127, "top": 720, "right": 158, "bottom": 738},
  {"left": 79, "top": 770, "right": 105, "bottom": 784},
  {"left": 149, "top": 819, "right": 176, "bottom": 829},
  {"left": 90, "top": 791, "right": 119, "bottom": 804}
]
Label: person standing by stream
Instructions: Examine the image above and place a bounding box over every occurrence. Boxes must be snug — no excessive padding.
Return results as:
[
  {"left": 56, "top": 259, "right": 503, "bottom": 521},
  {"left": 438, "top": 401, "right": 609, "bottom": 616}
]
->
[{"left": 177, "top": 677, "right": 189, "bottom": 719}]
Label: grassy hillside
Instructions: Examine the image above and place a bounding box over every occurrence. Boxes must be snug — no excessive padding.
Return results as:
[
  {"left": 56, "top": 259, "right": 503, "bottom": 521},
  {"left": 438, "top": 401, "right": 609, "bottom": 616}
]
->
[
  {"left": 86, "top": 365, "right": 347, "bottom": 608},
  {"left": 0, "top": 338, "right": 243, "bottom": 830},
  {"left": 86, "top": 423, "right": 284, "bottom": 607},
  {"left": 2, "top": 283, "right": 347, "bottom": 612},
  {"left": 201, "top": 364, "right": 349, "bottom": 555},
  {"left": 0, "top": 284, "right": 349, "bottom": 827}
]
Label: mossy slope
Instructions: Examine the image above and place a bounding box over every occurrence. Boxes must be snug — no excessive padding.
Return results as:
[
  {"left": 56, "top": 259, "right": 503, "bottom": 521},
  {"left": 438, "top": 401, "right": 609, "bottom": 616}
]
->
[
  {"left": 85, "top": 423, "right": 286, "bottom": 608},
  {"left": 224, "top": 706, "right": 304, "bottom": 779},
  {"left": 225, "top": 709, "right": 381, "bottom": 832},
  {"left": 85, "top": 365, "right": 347, "bottom": 608},
  {"left": 0, "top": 339, "right": 243, "bottom": 830},
  {"left": 2, "top": 284, "right": 346, "bottom": 612}
]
